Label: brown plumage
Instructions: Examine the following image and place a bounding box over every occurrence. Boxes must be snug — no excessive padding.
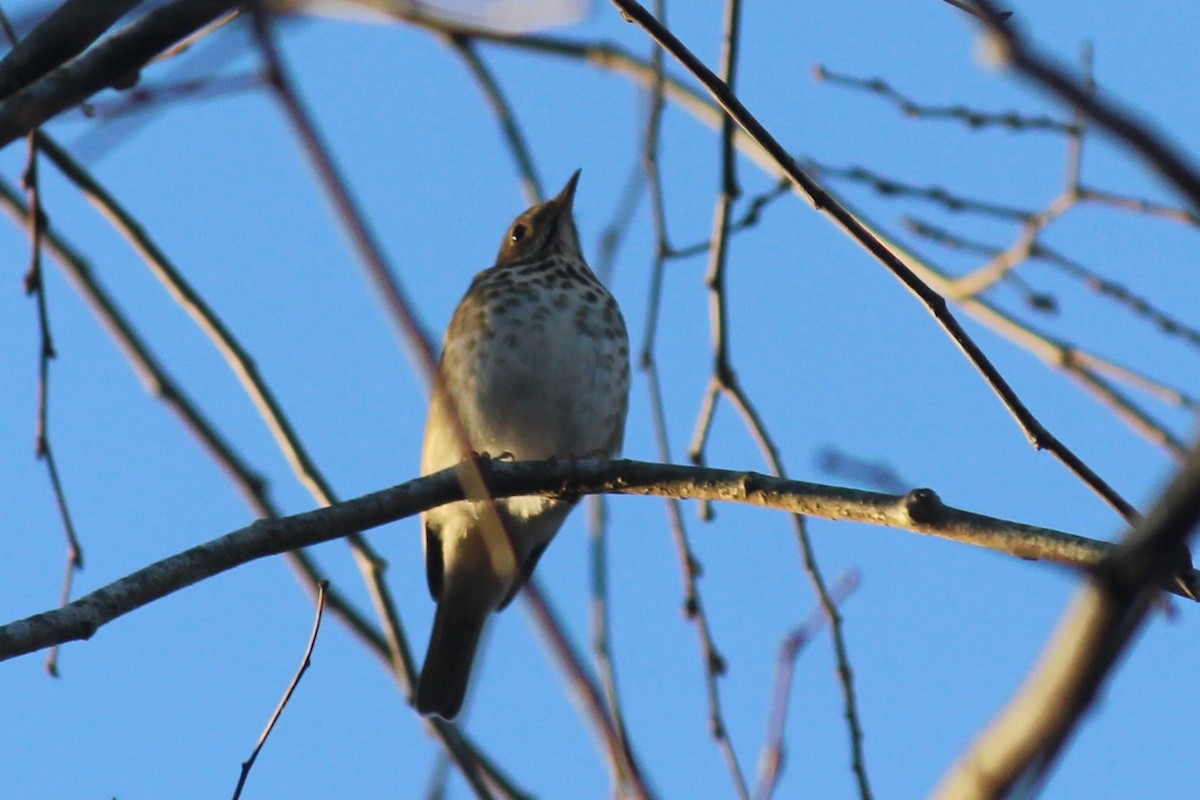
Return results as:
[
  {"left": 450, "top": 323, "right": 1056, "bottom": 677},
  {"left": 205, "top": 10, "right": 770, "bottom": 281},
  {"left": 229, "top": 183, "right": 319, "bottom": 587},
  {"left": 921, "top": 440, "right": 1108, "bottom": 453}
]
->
[{"left": 416, "top": 171, "right": 630, "bottom": 719}]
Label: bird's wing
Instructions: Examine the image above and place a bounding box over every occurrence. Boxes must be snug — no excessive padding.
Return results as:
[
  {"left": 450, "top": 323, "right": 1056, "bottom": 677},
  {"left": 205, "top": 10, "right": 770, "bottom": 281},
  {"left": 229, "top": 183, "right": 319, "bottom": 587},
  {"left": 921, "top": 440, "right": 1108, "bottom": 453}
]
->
[{"left": 424, "top": 521, "right": 444, "bottom": 601}]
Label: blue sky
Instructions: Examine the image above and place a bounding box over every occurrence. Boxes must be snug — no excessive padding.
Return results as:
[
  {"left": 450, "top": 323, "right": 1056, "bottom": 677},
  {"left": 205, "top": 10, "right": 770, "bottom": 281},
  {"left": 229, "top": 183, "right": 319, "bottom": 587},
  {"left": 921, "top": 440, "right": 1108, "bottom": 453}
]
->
[{"left": 2, "top": 1, "right": 1199, "bottom": 798}]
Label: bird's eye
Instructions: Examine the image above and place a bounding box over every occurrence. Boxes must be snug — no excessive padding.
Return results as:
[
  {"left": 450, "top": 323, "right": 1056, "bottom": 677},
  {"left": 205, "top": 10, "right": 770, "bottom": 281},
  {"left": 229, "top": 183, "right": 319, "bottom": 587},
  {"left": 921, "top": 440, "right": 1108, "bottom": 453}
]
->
[{"left": 511, "top": 223, "right": 529, "bottom": 243}]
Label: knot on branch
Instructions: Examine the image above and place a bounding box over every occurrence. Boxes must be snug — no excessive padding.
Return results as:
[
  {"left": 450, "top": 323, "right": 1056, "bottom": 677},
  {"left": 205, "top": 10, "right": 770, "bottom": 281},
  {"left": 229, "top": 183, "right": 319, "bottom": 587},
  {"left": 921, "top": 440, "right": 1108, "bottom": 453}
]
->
[
  {"left": 903, "top": 487, "right": 944, "bottom": 524},
  {"left": 738, "top": 471, "right": 767, "bottom": 498},
  {"left": 707, "top": 649, "right": 727, "bottom": 677}
]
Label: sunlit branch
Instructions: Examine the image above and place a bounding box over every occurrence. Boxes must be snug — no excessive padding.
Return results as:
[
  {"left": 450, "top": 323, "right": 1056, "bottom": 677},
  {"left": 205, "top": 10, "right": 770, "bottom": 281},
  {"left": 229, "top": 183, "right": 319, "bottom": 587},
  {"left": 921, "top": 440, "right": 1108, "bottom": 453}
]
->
[{"left": 5, "top": 457, "right": 1195, "bottom": 664}]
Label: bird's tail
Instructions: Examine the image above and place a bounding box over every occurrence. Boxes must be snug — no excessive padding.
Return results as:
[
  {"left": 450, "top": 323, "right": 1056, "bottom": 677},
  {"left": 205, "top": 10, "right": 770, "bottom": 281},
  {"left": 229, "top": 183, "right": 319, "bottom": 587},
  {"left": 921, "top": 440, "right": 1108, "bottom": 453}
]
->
[{"left": 416, "top": 603, "right": 486, "bottom": 720}]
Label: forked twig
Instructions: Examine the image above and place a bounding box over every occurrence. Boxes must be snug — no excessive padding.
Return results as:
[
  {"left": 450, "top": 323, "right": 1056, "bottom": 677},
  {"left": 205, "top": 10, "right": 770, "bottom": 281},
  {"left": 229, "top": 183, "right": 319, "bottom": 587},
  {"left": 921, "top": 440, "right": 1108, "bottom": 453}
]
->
[
  {"left": 812, "top": 65, "right": 1077, "bottom": 134},
  {"left": 607, "top": 0, "right": 1137, "bottom": 525},
  {"left": 755, "top": 571, "right": 860, "bottom": 800}
]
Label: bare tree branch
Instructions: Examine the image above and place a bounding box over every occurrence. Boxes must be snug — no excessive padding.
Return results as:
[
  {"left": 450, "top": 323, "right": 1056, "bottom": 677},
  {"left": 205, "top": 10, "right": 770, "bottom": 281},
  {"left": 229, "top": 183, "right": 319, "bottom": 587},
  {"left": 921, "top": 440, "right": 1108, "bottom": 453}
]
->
[
  {"left": 0, "top": 0, "right": 145, "bottom": 101},
  {"left": 3, "top": 457, "right": 1195, "bottom": 664},
  {"left": 0, "top": 0, "right": 239, "bottom": 147}
]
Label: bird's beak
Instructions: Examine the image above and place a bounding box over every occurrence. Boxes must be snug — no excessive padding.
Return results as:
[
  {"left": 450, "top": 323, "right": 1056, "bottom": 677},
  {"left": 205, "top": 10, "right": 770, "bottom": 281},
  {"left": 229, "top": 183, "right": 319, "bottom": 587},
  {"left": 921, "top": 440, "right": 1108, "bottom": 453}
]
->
[{"left": 554, "top": 169, "right": 582, "bottom": 212}]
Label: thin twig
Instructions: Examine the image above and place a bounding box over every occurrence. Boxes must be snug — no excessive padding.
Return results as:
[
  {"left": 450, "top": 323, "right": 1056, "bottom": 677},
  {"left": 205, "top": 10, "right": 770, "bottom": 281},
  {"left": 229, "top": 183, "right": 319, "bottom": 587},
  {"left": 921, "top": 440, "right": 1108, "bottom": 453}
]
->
[
  {"left": 668, "top": 178, "right": 791, "bottom": 260},
  {"left": 232, "top": 581, "right": 328, "bottom": 800},
  {"left": 812, "top": 65, "right": 1078, "bottom": 134},
  {"left": 688, "top": 0, "right": 741, "bottom": 475},
  {"left": 1061, "top": 43, "right": 1091, "bottom": 192},
  {"left": 895, "top": 215, "right": 1195, "bottom": 459},
  {"left": 814, "top": 48, "right": 1199, "bottom": 363},
  {"left": 906, "top": 216, "right": 1200, "bottom": 356},
  {"left": 17, "top": 127, "right": 83, "bottom": 678},
  {"left": 1071, "top": 351, "right": 1199, "bottom": 410},
  {"left": 648, "top": 366, "right": 749, "bottom": 798},
  {"left": 68, "top": 10, "right": 248, "bottom": 163},
  {"left": 942, "top": 191, "right": 1073, "bottom": 299},
  {"left": 805, "top": 160, "right": 1034, "bottom": 222},
  {"left": 1036, "top": 243, "right": 1200, "bottom": 349},
  {"left": 448, "top": 34, "right": 541, "bottom": 206},
  {"left": 755, "top": 571, "right": 861, "bottom": 800},
  {"left": 84, "top": 71, "right": 264, "bottom": 121},
  {"left": 522, "top": 581, "right": 653, "bottom": 799},
  {"left": 249, "top": 6, "right": 437, "bottom": 373},
  {"left": 727, "top": 381, "right": 876, "bottom": 798},
  {"left": 594, "top": 161, "right": 645, "bottom": 285},
  {"left": 0, "top": 0, "right": 87, "bottom": 674},
  {"left": 1077, "top": 186, "right": 1200, "bottom": 226},
  {"left": 585, "top": 492, "right": 642, "bottom": 798}
]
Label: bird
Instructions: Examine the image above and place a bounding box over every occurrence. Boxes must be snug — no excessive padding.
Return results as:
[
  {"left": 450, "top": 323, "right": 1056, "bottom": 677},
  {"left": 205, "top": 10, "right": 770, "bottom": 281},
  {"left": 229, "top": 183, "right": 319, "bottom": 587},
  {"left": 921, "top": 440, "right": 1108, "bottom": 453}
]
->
[{"left": 416, "top": 171, "right": 631, "bottom": 720}]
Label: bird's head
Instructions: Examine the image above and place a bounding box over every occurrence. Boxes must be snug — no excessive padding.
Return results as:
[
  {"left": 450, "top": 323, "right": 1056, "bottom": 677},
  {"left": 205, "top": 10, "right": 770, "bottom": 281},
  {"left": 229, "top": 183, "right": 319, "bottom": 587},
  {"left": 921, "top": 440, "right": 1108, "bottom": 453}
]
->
[{"left": 495, "top": 170, "right": 583, "bottom": 266}]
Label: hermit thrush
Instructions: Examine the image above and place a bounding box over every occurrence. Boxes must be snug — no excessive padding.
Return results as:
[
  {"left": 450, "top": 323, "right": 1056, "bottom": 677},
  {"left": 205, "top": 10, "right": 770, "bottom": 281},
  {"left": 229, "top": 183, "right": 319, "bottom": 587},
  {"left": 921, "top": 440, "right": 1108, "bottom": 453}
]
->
[{"left": 416, "top": 171, "right": 631, "bottom": 719}]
